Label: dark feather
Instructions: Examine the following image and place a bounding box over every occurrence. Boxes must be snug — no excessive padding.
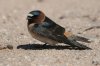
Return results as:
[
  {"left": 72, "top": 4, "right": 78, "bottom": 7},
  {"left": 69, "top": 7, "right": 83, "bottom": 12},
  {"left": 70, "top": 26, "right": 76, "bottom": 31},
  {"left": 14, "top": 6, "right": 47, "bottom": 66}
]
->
[
  {"left": 32, "top": 16, "right": 90, "bottom": 49},
  {"left": 63, "top": 36, "right": 91, "bottom": 49},
  {"left": 74, "top": 35, "right": 91, "bottom": 43}
]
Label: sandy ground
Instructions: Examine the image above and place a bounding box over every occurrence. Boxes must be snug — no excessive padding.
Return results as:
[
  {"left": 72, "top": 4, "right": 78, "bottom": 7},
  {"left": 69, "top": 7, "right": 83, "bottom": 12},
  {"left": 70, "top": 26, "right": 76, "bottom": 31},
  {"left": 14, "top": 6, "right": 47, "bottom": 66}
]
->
[{"left": 0, "top": 0, "right": 100, "bottom": 66}]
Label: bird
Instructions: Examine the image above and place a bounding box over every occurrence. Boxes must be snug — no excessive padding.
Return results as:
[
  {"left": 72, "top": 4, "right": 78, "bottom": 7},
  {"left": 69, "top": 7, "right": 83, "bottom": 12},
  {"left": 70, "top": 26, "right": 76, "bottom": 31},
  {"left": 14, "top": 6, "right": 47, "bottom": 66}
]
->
[{"left": 27, "top": 10, "right": 91, "bottom": 49}]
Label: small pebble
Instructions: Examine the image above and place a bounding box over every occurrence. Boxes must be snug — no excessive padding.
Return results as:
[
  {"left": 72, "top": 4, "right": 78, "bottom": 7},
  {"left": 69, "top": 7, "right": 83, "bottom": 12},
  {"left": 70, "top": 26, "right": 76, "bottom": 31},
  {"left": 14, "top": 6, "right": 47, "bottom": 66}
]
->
[
  {"left": 7, "top": 45, "right": 13, "bottom": 50},
  {"left": 37, "top": 0, "right": 44, "bottom": 2},
  {"left": 92, "top": 60, "right": 100, "bottom": 66},
  {"left": 20, "top": 33, "right": 24, "bottom": 35},
  {"left": 59, "top": 15, "right": 66, "bottom": 20}
]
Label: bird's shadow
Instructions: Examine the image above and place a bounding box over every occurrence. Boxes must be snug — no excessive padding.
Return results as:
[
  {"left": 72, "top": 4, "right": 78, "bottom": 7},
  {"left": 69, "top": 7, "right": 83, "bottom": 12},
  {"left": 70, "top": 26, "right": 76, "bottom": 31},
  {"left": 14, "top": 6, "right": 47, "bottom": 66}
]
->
[{"left": 17, "top": 44, "right": 91, "bottom": 50}]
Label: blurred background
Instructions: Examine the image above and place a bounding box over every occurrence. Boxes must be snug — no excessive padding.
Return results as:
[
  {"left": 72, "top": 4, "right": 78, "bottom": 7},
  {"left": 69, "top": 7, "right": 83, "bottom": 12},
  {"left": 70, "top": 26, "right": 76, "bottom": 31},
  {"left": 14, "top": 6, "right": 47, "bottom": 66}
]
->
[{"left": 0, "top": 0, "right": 100, "bottom": 66}]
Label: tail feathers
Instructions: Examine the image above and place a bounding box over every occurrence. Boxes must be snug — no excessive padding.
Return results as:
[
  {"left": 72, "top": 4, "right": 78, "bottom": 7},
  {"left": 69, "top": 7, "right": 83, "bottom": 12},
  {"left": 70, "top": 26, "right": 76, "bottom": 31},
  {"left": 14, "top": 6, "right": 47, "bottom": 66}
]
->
[
  {"left": 64, "top": 39, "right": 91, "bottom": 49},
  {"left": 63, "top": 32, "right": 91, "bottom": 49},
  {"left": 74, "top": 35, "right": 91, "bottom": 43},
  {"left": 64, "top": 32, "right": 91, "bottom": 43}
]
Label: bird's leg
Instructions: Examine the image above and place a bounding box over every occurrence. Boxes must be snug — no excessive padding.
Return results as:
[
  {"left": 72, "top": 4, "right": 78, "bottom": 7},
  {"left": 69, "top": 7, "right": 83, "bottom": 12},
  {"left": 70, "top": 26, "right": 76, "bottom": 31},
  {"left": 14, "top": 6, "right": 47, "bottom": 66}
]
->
[{"left": 42, "top": 43, "right": 47, "bottom": 48}]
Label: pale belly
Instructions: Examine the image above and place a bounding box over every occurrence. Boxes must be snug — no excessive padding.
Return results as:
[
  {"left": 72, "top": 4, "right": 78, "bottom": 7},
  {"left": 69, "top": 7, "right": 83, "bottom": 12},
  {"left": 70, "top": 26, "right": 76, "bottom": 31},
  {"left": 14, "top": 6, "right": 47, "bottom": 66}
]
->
[{"left": 29, "top": 30, "right": 58, "bottom": 45}]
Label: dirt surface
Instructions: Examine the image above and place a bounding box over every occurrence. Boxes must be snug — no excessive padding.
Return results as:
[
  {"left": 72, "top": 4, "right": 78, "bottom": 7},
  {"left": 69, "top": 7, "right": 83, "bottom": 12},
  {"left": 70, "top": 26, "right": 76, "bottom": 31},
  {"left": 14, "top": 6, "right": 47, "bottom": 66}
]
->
[{"left": 0, "top": 0, "right": 100, "bottom": 66}]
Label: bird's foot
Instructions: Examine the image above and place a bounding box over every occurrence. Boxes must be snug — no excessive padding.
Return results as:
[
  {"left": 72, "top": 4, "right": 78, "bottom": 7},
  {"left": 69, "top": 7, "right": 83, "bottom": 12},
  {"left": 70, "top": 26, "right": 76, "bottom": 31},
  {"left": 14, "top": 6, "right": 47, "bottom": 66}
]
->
[{"left": 42, "top": 43, "right": 47, "bottom": 48}]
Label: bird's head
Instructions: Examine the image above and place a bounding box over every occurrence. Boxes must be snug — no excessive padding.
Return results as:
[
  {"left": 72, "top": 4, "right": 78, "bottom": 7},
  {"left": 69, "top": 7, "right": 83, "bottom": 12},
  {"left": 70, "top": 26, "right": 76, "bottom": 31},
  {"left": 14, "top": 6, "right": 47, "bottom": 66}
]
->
[{"left": 27, "top": 10, "right": 45, "bottom": 24}]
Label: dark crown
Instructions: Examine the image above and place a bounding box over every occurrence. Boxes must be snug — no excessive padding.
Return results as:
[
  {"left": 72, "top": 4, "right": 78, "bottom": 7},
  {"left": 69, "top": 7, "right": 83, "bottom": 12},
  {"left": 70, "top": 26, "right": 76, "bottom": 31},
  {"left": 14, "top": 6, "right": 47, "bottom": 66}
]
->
[{"left": 27, "top": 10, "right": 41, "bottom": 20}]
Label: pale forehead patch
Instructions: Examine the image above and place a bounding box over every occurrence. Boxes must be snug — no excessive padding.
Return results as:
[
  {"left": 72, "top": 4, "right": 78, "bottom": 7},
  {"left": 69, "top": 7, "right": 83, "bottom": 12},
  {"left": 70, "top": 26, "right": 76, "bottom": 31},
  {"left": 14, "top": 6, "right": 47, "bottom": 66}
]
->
[{"left": 27, "top": 13, "right": 33, "bottom": 17}]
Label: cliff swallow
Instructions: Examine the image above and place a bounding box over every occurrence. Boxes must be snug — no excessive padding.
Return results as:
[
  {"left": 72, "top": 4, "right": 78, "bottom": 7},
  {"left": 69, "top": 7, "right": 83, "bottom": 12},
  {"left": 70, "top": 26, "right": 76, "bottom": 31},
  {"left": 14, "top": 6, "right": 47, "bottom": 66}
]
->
[{"left": 27, "top": 10, "right": 91, "bottom": 49}]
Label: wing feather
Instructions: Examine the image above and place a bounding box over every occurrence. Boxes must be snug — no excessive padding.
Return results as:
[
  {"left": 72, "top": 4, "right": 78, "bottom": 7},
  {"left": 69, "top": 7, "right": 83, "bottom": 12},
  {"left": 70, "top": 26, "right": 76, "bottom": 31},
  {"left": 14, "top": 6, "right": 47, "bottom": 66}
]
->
[{"left": 32, "top": 21, "right": 65, "bottom": 42}]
